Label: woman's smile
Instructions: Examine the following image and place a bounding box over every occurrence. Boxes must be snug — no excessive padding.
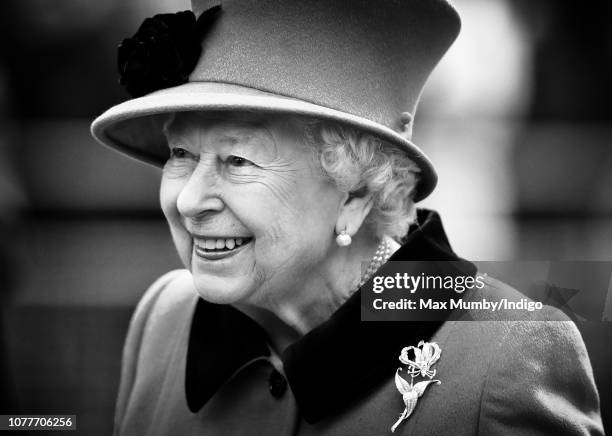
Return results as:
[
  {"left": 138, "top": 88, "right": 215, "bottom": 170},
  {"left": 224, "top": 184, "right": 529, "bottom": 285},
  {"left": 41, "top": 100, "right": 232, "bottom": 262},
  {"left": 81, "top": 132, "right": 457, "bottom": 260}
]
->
[{"left": 192, "top": 236, "right": 253, "bottom": 261}]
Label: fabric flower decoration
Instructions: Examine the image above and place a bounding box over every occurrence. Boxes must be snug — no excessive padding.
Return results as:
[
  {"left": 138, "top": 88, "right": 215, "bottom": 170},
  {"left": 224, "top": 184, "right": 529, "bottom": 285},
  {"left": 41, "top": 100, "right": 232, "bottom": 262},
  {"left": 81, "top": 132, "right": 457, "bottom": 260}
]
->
[{"left": 117, "top": 6, "right": 221, "bottom": 97}]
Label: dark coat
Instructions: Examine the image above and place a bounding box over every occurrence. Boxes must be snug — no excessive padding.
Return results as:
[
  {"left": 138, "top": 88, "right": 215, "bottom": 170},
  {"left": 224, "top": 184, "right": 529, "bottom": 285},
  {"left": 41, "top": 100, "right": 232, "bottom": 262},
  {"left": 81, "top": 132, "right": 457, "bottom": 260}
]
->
[{"left": 114, "top": 211, "right": 603, "bottom": 435}]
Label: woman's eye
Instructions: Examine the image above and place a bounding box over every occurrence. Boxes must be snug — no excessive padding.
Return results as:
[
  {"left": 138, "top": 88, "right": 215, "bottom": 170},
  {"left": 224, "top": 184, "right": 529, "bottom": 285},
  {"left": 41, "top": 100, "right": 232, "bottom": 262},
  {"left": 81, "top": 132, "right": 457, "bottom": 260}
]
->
[
  {"left": 227, "top": 155, "right": 254, "bottom": 167},
  {"left": 170, "top": 147, "right": 190, "bottom": 159}
]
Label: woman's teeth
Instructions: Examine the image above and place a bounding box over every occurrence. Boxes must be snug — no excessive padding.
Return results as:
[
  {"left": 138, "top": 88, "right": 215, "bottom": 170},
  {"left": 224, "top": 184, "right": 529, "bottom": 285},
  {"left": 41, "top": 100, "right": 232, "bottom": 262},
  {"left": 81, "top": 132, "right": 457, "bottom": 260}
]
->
[{"left": 196, "top": 237, "right": 249, "bottom": 251}]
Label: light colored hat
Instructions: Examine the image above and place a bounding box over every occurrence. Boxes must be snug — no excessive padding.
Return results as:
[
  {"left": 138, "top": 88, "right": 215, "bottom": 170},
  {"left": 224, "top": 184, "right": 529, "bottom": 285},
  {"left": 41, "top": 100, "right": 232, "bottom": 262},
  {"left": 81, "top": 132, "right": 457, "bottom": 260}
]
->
[{"left": 91, "top": 0, "right": 460, "bottom": 202}]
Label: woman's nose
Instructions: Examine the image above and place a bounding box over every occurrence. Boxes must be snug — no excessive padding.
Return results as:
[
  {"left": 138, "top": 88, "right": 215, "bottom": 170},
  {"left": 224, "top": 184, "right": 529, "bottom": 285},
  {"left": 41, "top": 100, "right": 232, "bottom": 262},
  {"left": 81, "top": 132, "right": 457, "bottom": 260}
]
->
[{"left": 176, "top": 164, "right": 224, "bottom": 218}]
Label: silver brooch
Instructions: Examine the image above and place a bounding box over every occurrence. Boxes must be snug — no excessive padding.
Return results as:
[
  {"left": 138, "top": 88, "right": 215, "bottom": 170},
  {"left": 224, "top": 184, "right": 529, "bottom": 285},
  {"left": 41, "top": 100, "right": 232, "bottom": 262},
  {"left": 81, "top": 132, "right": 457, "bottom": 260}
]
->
[{"left": 391, "top": 341, "right": 441, "bottom": 433}]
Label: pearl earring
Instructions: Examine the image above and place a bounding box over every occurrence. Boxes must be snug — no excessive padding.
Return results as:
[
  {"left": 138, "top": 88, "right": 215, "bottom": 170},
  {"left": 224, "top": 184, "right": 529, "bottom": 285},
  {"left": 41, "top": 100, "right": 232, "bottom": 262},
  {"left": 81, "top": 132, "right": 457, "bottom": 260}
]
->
[{"left": 336, "top": 229, "right": 352, "bottom": 247}]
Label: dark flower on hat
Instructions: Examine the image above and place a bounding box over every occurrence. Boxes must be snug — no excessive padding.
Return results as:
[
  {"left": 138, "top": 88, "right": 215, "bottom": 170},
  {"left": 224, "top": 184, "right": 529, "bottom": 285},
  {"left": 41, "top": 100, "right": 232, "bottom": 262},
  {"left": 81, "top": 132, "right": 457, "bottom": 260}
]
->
[{"left": 118, "top": 7, "right": 221, "bottom": 98}]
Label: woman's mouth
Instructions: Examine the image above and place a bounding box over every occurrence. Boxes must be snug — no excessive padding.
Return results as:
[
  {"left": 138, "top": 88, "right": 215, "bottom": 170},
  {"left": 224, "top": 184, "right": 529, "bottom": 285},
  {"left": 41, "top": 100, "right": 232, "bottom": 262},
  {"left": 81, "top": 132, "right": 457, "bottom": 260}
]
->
[{"left": 193, "top": 237, "right": 253, "bottom": 260}]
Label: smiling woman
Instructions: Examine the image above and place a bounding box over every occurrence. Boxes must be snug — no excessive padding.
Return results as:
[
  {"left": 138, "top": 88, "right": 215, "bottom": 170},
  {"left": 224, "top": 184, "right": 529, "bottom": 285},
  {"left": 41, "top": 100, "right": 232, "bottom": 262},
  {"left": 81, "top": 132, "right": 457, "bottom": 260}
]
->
[
  {"left": 160, "top": 112, "right": 351, "bottom": 316},
  {"left": 89, "top": 0, "right": 603, "bottom": 435},
  {"left": 158, "top": 111, "right": 412, "bottom": 333}
]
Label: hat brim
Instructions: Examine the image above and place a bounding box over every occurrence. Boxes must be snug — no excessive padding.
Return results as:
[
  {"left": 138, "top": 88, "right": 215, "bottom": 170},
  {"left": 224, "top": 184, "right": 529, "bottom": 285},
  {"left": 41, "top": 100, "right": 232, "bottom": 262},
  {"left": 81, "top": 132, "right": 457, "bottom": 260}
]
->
[{"left": 91, "top": 82, "right": 437, "bottom": 202}]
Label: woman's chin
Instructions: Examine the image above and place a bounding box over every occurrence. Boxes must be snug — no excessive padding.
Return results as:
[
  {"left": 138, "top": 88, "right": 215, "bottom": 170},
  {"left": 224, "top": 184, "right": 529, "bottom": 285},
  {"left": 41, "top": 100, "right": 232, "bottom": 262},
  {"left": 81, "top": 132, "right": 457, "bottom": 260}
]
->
[{"left": 191, "top": 274, "right": 256, "bottom": 305}]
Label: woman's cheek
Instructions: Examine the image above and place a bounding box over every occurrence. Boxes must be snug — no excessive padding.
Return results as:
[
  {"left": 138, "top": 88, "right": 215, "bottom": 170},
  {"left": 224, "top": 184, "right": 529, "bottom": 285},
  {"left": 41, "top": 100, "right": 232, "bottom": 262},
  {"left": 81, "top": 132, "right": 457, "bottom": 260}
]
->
[
  {"left": 160, "top": 176, "right": 192, "bottom": 255},
  {"left": 160, "top": 159, "right": 194, "bottom": 207},
  {"left": 159, "top": 176, "right": 180, "bottom": 220}
]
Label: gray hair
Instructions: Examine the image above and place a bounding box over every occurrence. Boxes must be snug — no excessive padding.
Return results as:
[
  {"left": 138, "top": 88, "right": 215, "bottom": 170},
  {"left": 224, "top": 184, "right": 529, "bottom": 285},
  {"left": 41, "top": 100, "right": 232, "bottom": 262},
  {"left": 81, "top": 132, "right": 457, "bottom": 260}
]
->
[{"left": 300, "top": 119, "right": 420, "bottom": 239}]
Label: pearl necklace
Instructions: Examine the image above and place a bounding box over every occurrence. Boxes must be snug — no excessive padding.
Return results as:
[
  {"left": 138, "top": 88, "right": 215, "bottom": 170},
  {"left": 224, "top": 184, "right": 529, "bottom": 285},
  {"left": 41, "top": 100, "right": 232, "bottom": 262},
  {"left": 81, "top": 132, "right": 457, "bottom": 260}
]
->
[{"left": 358, "top": 238, "right": 392, "bottom": 288}]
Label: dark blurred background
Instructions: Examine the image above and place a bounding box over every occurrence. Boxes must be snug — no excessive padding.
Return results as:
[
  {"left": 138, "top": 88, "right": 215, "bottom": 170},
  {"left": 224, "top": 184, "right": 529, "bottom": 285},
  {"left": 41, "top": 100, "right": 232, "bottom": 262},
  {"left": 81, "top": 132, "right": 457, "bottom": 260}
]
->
[{"left": 0, "top": 0, "right": 610, "bottom": 434}]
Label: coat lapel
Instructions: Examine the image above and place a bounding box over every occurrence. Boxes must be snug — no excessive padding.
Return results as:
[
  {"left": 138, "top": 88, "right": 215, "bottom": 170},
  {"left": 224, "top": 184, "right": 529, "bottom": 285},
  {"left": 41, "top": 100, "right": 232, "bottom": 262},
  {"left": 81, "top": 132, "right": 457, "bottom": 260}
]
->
[{"left": 185, "top": 209, "right": 475, "bottom": 423}]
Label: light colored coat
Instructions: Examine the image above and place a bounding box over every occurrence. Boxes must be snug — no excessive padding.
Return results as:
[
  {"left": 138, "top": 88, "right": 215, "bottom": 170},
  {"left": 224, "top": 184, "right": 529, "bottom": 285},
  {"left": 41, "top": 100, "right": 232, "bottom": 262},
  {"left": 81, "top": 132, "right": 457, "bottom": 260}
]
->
[{"left": 114, "top": 269, "right": 603, "bottom": 435}]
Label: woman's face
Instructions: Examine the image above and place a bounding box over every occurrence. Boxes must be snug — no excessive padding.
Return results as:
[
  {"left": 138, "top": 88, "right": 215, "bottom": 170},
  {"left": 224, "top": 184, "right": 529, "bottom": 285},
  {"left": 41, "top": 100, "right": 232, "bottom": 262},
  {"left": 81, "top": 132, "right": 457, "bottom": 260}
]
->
[{"left": 160, "top": 112, "right": 343, "bottom": 306}]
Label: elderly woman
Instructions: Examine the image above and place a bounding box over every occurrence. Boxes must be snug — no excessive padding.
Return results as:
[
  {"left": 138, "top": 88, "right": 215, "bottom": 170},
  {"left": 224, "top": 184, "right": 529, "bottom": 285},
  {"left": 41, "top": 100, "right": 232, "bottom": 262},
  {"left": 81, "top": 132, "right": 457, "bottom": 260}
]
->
[{"left": 92, "top": 1, "right": 603, "bottom": 435}]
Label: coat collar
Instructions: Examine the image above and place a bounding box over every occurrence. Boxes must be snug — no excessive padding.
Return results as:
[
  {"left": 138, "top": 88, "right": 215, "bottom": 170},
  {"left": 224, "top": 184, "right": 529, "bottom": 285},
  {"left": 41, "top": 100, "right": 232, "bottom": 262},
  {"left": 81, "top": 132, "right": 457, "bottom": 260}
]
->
[{"left": 185, "top": 209, "right": 475, "bottom": 422}]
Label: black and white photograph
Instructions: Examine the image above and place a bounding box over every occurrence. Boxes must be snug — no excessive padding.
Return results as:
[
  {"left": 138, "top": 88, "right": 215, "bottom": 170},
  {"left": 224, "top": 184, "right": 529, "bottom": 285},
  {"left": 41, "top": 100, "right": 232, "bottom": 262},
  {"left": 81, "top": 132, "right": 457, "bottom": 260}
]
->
[{"left": 0, "top": 0, "right": 610, "bottom": 434}]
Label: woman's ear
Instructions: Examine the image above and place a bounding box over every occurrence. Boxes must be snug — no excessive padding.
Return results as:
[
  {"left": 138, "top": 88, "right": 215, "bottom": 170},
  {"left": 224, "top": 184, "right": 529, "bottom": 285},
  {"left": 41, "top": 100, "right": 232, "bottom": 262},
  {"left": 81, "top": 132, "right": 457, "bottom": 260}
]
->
[{"left": 335, "top": 189, "right": 374, "bottom": 237}]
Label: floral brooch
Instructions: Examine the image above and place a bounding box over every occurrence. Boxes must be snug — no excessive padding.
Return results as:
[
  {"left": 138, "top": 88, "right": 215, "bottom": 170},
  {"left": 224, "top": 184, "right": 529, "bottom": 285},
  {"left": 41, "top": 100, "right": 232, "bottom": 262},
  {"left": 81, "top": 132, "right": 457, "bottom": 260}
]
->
[
  {"left": 117, "top": 6, "right": 221, "bottom": 97},
  {"left": 391, "top": 341, "right": 442, "bottom": 433}
]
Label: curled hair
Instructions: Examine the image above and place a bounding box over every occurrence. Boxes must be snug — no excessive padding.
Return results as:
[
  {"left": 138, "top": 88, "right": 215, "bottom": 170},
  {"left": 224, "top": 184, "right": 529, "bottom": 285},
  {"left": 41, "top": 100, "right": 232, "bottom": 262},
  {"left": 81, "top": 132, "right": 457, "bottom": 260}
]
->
[{"left": 301, "top": 119, "right": 420, "bottom": 239}]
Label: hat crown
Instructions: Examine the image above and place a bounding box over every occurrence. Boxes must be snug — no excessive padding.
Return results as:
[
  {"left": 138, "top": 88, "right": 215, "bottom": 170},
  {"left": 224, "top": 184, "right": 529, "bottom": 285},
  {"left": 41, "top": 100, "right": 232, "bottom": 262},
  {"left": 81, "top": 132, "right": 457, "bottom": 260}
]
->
[
  {"left": 91, "top": 0, "right": 461, "bottom": 202},
  {"left": 189, "top": 0, "right": 460, "bottom": 137}
]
